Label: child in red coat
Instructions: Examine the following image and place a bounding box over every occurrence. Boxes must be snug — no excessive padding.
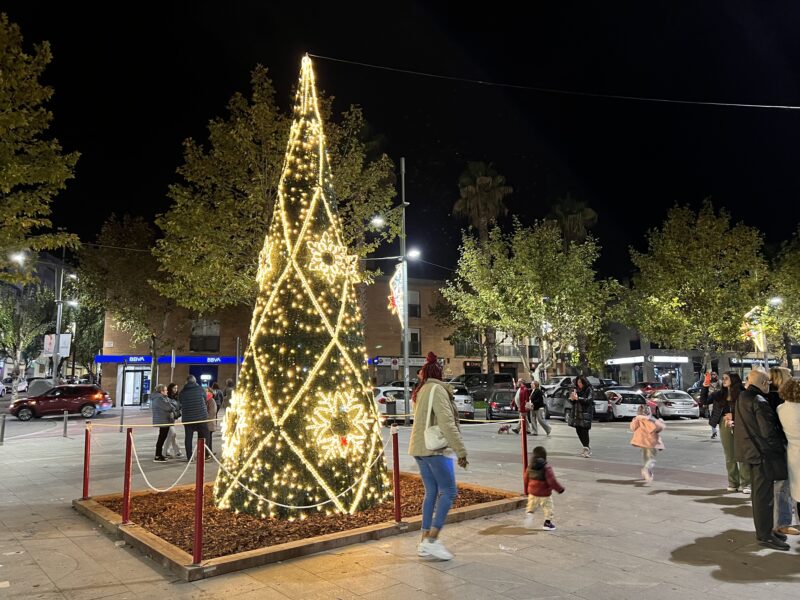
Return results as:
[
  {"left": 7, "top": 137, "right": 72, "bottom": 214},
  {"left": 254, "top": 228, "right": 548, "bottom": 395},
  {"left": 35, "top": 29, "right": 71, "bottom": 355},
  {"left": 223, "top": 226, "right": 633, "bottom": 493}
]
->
[{"left": 523, "top": 446, "right": 565, "bottom": 530}]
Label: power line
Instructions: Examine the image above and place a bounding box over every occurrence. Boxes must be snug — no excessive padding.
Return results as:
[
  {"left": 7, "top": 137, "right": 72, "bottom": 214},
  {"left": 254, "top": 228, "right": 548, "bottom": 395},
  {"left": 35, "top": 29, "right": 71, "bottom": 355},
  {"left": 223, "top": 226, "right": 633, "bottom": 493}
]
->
[{"left": 308, "top": 53, "right": 800, "bottom": 112}]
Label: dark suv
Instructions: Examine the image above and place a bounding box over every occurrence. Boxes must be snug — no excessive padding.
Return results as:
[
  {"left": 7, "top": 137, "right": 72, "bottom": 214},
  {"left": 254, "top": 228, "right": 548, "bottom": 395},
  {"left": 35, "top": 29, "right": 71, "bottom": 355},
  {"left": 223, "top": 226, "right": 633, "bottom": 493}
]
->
[
  {"left": 447, "top": 373, "right": 515, "bottom": 402},
  {"left": 10, "top": 385, "right": 112, "bottom": 421}
]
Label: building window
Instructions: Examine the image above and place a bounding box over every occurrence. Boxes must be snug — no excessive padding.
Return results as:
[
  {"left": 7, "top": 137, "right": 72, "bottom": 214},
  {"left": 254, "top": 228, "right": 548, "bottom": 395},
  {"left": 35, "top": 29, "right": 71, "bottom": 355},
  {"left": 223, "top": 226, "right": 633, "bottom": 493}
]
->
[
  {"left": 455, "top": 339, "right": 481, "bottom": 357},
  {"left": 403, "top": 328, "right": 421, "bottom": 356},
  {"left": 408, "top": 290, "right": 421, "bottom": 318},
  {"left": 629, "top": 338, "right": 641, "bottom": 351},
  {"left": 527, "top": 345, "right": 540, "bottom": 359},
  {"left": 190, "top": 319, "right": 220, "bottom": 352}
]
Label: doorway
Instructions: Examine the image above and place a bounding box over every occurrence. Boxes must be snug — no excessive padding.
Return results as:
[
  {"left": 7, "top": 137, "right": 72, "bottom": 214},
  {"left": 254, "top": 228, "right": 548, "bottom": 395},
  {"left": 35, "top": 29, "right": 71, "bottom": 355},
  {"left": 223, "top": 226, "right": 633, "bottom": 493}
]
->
[
  {"left": 190, "top": 365, "right": 219, "bottom": 388},
  {"left": 119, "top": 367, "right": 150, "bottom": 406}
]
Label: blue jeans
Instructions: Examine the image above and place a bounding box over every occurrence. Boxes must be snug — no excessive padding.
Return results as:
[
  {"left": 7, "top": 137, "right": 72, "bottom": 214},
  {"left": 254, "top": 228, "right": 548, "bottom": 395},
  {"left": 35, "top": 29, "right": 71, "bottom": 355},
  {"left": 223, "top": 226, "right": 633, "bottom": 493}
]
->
[
  {"left": 414, "top": 455, "right": 458, "bottom": 531},
  {"left": 775, "top": 480, "right": 794, "bottom": 528}
]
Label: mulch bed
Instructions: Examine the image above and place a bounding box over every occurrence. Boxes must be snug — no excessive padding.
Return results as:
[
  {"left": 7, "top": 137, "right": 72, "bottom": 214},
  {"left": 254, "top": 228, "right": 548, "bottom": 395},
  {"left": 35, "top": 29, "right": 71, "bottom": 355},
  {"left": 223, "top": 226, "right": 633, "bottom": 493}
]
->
[{"left": 97, "top": 474, "right": 508, "bottom": 559}]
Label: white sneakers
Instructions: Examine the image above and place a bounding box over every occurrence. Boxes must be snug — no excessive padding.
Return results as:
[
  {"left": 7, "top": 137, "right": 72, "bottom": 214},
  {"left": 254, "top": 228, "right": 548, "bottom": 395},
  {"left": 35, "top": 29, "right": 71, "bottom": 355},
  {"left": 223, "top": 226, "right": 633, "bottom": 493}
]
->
[
  {"left": 641, "top": 467, "right": 653, "bottom": 483},
  {"left": 741, "top": 486, "right": 751, "bottom": 495},
  {"left": 580, "top": 447, "right": 592, "bottom": 458},
  {"left": 419, "top": 537, "right": 453, "bottom": 560}
]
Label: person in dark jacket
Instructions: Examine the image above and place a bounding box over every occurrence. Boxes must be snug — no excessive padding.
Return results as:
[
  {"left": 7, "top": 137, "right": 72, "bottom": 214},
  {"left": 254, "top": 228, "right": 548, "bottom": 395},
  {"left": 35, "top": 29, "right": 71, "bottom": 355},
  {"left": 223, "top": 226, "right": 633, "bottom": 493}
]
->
[
  {"left": 150, "top": 384, "right": 174, "bottom": 462},
  {"left": 178, "top": 375, "right": 209, "bottom": 461},
  {"left": 568, "top": 376, "right": 593, "bottom": 457},
  {"left": 701, "top": 371, "right": 750, "bottom": 493},
  {"left": 523, "top": 446, "right": 564, "bottom": 530},
  {"left": 530, "top": 381, "right": 551, "bottom": 436},
  {"left": 734, "top": 369, "right": 791, "bottom": 551}
]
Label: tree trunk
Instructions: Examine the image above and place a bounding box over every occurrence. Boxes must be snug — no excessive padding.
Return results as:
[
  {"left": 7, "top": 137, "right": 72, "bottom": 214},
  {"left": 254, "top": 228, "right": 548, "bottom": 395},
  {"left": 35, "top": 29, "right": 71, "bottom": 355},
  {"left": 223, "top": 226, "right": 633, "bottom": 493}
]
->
[
  {"left": 485, "top": 326, "right": 496, "bottom": 387},
  {"left": 577, "top": 333, "right": 589, "bottom": 375},
  {"left": 783, "top": 331, "right": 794, "bottom": 374},
  {"left": 149, "top": 334, "right": 159, "bottom": 404}
]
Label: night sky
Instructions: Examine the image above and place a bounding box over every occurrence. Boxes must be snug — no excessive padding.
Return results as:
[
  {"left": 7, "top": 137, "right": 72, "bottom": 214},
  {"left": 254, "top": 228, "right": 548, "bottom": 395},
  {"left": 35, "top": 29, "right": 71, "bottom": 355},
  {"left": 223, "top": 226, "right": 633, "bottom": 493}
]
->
[{"left": 7, "top": 1, "right": 800, "bottom": 280}]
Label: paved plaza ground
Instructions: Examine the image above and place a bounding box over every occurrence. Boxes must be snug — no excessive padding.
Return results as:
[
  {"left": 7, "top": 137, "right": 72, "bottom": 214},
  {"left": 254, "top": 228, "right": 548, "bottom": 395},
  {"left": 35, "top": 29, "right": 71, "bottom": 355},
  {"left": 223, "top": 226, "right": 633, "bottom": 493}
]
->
[{"left": 1, "top": 406, "right": 799, "bottom": 599}]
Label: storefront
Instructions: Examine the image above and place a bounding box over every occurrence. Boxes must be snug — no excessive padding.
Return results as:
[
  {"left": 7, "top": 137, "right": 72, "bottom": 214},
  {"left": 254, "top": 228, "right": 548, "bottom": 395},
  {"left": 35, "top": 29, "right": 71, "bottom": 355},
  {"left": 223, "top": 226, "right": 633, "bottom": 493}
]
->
[{"left": 95, "top": 354, "right": 239, "bottom": 407}]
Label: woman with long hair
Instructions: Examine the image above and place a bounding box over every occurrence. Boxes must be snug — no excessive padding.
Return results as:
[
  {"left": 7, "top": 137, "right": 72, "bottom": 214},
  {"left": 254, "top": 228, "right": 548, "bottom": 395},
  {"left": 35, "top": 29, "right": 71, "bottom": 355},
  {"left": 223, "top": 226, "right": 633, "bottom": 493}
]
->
[
  {"left": 408, "top": 352, "right": 468, "bottom": 561},
  {"left": 568, "top": 375, "right": 594, "bottom": 458},
  {"left": 700, "top": 371, "right": 749, "bottom": 493},
  {"left": 769, "top": 367, "right": 799, "bottom": 536}
]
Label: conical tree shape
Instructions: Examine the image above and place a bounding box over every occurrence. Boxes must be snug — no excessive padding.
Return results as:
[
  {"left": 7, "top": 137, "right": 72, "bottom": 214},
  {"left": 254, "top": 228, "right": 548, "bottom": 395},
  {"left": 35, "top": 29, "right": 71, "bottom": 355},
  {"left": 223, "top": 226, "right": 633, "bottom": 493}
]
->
[{"left": 214, "top": 56, "right": 390, "bottom": 519}]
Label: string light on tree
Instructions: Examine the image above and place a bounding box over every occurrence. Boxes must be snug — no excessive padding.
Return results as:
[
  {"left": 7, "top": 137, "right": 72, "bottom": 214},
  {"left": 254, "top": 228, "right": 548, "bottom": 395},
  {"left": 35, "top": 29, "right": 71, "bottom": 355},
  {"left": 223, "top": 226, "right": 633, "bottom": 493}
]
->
[{"left": 214, "top": 55, "right": 390, "bottom": 519}]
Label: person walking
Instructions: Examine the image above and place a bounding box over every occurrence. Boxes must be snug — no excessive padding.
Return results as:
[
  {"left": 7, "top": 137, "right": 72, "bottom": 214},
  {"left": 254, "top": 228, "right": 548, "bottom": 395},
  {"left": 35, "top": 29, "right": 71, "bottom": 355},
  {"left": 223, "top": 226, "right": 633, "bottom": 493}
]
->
[
  {"left": 409, "top": 351, "right": 468, "bottom": 561},
  {"left": 178, "top": 375, "right": 209, "bottom": 461},
  {"left": 150, "top": 384, "right": 174, "bottom": 462},
  {"left": 530, "top": 380, "right": 551, "bottom": 436},
  {"left": 778, "top": 377, "right": 800, "bottom": 534},
  {"left": 700, "top": 371, "right": 751, "bottom": 493},
  {"left": 512, "top": 379, "right": 532, "bottom": 435},
  {"left": 164, "top": 382, "right": 182, "bottom": 458},
  {"left": 734, "top": 369, "right": 790, "bottom": 551},
  {"left": 568, "top": 375, "right": 593, "bottom": 457},
  {"left": 205, "top": 385, "right": 218, "bottom": 454},
  {"left": 768, "top": 367, "right": 799, "bottom": 536},
  {"left": 223, "top": 378, "right": 235, "bottom": 409},
  {"left": 523, "top": 446, "right": 564, "bottom": 530},
  {"left": 629, "top": 405, "right": 665, "bottom": 483}
]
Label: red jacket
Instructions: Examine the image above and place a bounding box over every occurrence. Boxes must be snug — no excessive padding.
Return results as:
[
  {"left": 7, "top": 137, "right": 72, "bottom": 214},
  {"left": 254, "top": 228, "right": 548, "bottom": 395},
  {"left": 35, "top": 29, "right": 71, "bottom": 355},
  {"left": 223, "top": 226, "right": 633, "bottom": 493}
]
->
[
  {"left": 512, "top": 385, "right": 531, "bottom": 412},
  {"left": 524, "top": 459, "right": 565, "bottom": 497}
]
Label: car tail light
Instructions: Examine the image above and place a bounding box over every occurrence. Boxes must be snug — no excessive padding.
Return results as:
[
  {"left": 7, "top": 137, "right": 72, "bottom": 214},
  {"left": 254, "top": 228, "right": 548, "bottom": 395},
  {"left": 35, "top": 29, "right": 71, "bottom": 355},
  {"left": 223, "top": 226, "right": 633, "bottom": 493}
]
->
[
  {"left": 691, "top": 400, "right": 698, "bottom": 407},
  {"left": 377, "top": 397, "right": 387, "bottom": 404},
  {"left": 664, "top": 401, "right": 674, "bottom": 407},
  {"left": 490, "top": 402, "right": 498, "bottom": 409}
]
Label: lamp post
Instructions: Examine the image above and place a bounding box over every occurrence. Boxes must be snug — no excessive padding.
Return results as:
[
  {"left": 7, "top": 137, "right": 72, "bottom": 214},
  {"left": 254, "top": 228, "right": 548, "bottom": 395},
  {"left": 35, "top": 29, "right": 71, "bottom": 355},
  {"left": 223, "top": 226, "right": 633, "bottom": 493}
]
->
[{"left": 368, "top": 157, "right": 421, "bottom": 425}]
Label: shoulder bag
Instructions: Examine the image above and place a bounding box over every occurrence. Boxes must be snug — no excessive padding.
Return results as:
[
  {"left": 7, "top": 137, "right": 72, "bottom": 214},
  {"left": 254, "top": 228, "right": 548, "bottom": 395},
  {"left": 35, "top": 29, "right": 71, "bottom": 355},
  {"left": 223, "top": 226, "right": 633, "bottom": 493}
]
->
[{"left": 424, "top": 384, "right": 448, "bottom": 451}]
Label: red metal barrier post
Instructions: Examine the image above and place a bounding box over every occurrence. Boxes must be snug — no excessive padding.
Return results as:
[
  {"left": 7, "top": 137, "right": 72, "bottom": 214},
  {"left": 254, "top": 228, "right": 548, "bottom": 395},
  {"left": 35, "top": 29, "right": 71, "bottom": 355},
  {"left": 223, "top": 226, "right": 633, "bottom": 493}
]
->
[
  {"left": 122, "top": 428, "right": 133, "bottom": 524},
  {"left": 520, "top": 413, "right": 529, "bottom": 495},
  {"left": 193, "top": 437, "right": 205, "bottom": 564},
  {"left": 82, "top": 422, "right": 92, "bottom": 500},
  {"left": 391, "top": 424, "right": 401, "bottom": 523}
]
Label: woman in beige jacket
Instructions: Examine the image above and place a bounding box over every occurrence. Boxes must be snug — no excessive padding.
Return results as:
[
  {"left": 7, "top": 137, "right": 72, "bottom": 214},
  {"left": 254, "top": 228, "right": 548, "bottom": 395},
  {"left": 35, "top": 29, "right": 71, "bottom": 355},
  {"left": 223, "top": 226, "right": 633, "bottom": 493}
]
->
[{"left": 408, "top": 352, "right": 468, "bottom": 561}]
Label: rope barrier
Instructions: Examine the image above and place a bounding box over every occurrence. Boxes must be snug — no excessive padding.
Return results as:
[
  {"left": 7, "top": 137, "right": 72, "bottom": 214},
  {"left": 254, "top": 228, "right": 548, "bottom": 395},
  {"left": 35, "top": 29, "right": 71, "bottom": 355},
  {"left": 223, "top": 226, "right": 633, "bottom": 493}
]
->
[
  {"left": 208, "top": 446, "right": 388, "bottom": 510},
  {"left": 130, "top": 436, "right": 197, "bottom": 493},
  {"left": 90, "top": 417, "right": 219, "bottom": 428},
  {"left": 382, "top": 413, "right": 520, "bottom": 424}
]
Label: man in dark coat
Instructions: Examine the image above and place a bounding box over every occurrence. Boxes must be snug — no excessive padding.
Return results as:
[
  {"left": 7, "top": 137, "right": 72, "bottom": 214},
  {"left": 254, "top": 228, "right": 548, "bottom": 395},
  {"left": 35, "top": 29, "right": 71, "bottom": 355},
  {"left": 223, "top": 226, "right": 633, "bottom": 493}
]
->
[
  {"left": 734, "top": 369, "right": 790, "bottom": 551},
  {"left": 178, "top": 375, "right": 209, "bottom": 460}
]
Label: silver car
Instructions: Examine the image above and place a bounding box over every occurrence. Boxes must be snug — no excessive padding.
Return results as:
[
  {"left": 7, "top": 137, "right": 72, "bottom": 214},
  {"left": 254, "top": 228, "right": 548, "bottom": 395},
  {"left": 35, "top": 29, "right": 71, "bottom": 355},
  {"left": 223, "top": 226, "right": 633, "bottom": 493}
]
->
[{"left": 649, "top": 390, "right": 700, "bottom": 419}]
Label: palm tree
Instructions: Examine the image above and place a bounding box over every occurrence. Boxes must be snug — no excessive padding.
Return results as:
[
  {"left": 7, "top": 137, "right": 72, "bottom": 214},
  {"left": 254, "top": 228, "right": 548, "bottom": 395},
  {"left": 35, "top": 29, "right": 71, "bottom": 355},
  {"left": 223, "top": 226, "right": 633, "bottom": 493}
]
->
[
  {"left": 452, "top": 162, "right": 513, "bottom": 384},
  {"left": 548, "top": 193, "right": 598, "bottom": 247},
  {"left": 452, "top": 162, "right": 513, "bottom": 242}
]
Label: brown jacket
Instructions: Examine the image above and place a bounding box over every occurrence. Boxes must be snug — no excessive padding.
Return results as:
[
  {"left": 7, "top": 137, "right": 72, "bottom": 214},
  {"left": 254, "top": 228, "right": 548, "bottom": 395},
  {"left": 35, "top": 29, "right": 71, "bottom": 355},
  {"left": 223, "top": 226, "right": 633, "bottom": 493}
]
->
[{"left": 408, "top": 379, "right": 467, "bottom": 459}]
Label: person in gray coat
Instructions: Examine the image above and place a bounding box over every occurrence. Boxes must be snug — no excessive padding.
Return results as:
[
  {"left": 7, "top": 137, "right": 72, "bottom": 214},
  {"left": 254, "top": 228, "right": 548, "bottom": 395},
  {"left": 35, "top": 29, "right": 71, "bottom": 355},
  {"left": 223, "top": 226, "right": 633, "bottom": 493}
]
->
[
  {"left": 178, "top": 375, "right": 209, "bottom": 460},
  {"left": 151, "top": 384, "right": 175, "bottom": 462}
]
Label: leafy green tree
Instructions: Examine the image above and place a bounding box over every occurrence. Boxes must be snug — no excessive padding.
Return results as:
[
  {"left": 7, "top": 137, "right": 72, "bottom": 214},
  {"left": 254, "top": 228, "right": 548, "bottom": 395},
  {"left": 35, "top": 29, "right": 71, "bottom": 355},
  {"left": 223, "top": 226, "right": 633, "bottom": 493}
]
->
[
  {"left": 764, "top": 230, "right": 800, "bottom": 372},
  {"left": 547, "top": 193, "right": 598, "bottom": 247},
  {"left": 154, "top": 65, "right": 398, "bottom": 314},
  {"left": 626, "top": 201, "right": 766, "bottom": 369},
  {"left": 451, "top": 162, "right": 513, "bottom": 378},
  {"left": 61, "top": 279, "right": 104, "bottom": 380},
  {"left": 0, "top": 14, "right": 78, "bottom": 285},
  {"left": 78, "top": 215, "right": 185, "bottom": 388},
  {"left": 0, "top": 285, "right": 54, "bottom": 400}
]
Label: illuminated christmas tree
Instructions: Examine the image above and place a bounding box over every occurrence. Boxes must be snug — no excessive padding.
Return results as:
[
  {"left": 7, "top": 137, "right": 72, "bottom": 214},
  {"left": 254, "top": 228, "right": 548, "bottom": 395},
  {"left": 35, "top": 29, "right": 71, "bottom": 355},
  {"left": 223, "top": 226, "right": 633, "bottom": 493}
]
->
[{"left": 214, "top": 56, "right": 390, "bottom": 519}]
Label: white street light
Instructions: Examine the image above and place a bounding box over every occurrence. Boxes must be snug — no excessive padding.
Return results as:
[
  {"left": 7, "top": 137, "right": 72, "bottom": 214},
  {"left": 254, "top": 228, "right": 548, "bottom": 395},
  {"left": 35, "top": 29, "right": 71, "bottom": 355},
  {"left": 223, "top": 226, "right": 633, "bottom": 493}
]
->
[
  {"left": 66, "top": 300, "right": 79, "bottom": 308},
  {"left": 770, "top": 296, "right": 783, "bottom": 306},
  {"left": 10, "top": 252, "right": 26, "bottom": 265},
  {"left": 407, "top": 248, "right": 421, "bottom": 259},
  {"left": 67, "top": 273, "right": 78, "bottom": 280},
  {"left": 370, "top": 216, "right": 385, "bottom": 228}
]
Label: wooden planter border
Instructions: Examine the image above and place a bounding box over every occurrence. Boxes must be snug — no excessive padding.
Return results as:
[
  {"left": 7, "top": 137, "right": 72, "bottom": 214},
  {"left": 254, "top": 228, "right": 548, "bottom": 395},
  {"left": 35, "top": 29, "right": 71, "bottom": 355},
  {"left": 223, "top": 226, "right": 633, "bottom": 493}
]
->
[{"left": 73, "top": 473, "right": 525, "bottom": 582}]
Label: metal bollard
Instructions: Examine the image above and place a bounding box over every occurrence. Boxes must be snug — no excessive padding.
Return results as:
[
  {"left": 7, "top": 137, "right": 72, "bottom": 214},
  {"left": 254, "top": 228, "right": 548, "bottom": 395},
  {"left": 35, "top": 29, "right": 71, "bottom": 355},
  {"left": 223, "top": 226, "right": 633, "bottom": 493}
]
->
[
  {"left": 82, "top": 422, "right": 92, "bottom": 500},
  {"left": 520, "top": 413, "right": 529, "bottom": 495},
  {"left": 122, "top": 428, "right": 133, "bottom": 524},
  {"left": 0, "top": 414, "right": 6, "bottom": 446},
  {"left": 391, "top": 424, "right": 401, "bottom": 523},
  {"left": 193, "top": 436, "right": 205, "bottom": 564},
  {"left": 63, "top": 410, "right": 69, "bottom": 437}
]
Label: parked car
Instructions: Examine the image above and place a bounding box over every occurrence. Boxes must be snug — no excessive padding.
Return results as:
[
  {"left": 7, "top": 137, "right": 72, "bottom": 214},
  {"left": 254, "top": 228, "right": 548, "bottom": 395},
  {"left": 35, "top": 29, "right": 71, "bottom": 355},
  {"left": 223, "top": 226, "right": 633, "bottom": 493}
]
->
[
  {"left": 486, "top": 389, "right": 519, "bottom": 421},
  {"left": 542, "top": 375, "right": 604, "bottom": 394},
  {"left": 604, "top": 389, "right": 647, "bottom": 420},
  {"left": 600, "top": 378, "right": 619, "bottom": 388},
  {"left": 9, "top": 385, "right": 113, "bottom": 421},
  {"left": 2, "top": 377, "right": 27, "bottom": 394},
  {"left": 647, "top": 390, "right": 700, "bottom": 419},
  {"left": 686, "top": 381, "right": 707, "bottom": 417},
  {"left": 447, "top": 372, "right": 515, "bottom": 402},
  {"left": 451, "top": 384, "right": 475, "bottom": 421},
  {"left": 387, "top": 379, "right": 419, "bottom": 388},
  {"left": 629, "top": 381, "right": 669, "bottom": 397},
  {"left": 545, "top": 386, "right": 609, "bottom": 420},
  {"left": 373, "top": 386, "right": 409, "bottom": 423}
]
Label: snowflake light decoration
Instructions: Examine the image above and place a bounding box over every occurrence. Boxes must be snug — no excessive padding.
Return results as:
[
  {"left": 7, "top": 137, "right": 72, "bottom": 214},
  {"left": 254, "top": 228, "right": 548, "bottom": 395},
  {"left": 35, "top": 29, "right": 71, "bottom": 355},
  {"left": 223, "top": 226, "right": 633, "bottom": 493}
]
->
[
  {"left": 306, "top": 390, "right": 373, "bottom": 461},
  {"left": 307, "top": 231, "right": 359, "bottom": 284}
]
